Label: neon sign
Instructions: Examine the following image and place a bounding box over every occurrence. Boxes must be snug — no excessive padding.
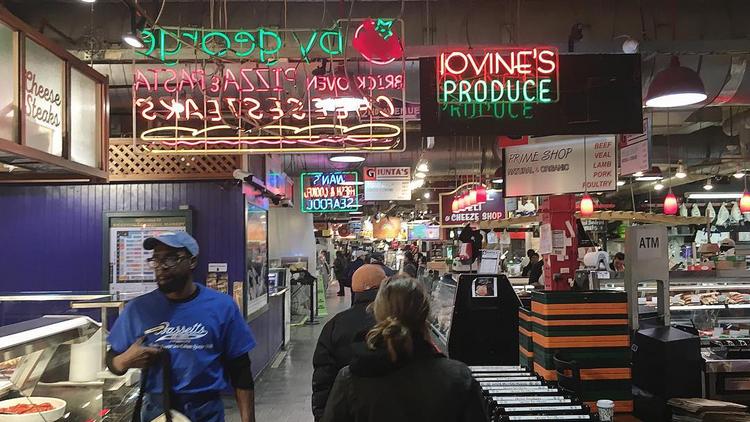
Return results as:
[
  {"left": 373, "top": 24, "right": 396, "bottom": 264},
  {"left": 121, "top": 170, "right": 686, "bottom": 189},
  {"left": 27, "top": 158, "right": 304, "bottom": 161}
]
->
[
  {"left": 300, "top": 172, "right": 359, "bottom": 213},
  {"left": 437, "top": 48, "right": 559, "bottom": 107},
  {"left": 133, "top": 62, "right": 407, "bottom": 154}
]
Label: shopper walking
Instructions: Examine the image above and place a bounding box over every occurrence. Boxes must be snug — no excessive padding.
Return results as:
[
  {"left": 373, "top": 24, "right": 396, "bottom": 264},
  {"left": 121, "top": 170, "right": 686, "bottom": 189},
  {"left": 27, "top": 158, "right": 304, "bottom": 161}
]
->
[
  {"left": 311, "top": 264, "right": 387, "bottom": 421},
  {"left": 107, "top": 232, "right": 257, "bottom": 422},
  {"left": 401, "top": 251, "right": 418, "bottom": 278},
  {"left": 333, "top": 251, "right": 347, "bottom": 296},
  {"left": 321, "top": 275, "right": 489, "bottom": 422}
]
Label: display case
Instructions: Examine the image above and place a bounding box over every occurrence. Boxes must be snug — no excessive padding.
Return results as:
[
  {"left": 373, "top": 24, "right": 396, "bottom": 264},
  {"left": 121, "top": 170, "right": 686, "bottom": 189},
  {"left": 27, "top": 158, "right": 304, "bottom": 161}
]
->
[
  {"left": 0, "top": 316, "right": 139, "bottom": 421},
  {"left": 426, "top": 274, "right": 458, "bottom": 348}
]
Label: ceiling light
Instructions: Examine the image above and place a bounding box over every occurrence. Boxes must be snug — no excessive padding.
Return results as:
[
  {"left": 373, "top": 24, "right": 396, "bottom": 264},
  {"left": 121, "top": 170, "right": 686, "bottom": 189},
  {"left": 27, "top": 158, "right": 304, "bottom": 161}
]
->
[
  {"left": 316, "top": 97, "right": 368, "bottom": 112},
  {"left": 645, "top": 56, "right": 707, "bottom": 108},
  {"left": 675, "top": 163, "right": 687, "bottom": 179},
  {"left": 349, "top": 211, "right": 363, "bottom": 215},
  {"left": 635, "top": 176, "right": 664, "bottom": 182},
  {"left": 622, "top": 37, "right": 639, "bottom": 54},
  {"left": 663, "top": 192, "right": 678, "bottom": 215},
  {"left": 416, "top": 161, "right": 429, "bottom": 173},
  {"left": 414, "top": 171, "right": 427, "bottom": 179},
  {"left": 654, "top": 183, "right": 664, "bottom": 191},
  {"left": 703, "top": 179, "right": 714, "bottom": 191},
  {"left": 172, "top": 101, "right": 185, "bottom": 114},
  {"left": 409, "top": 179, "right": 425, "bottom": 190},
  {"left": 617, "top": 180, "right": 626, "bottom": 186},
  {"left": 339, "top": 180, "right": 364, "bottom": 186},
  {"left": 330, "top": 154, "right": 366, "bottom": 163},
  {"left": 423, "top": 192, "right": 431, "bottom": 199},
  {"left": 687, "top": 192, "right": 741, "bottom": 200},
  {"left": 734, "top": 169, "right": 746, "bottom": 179},
  {"left": 633, "top": 171, "right": 644, "bottom": 177},
  {"left": 122, "top": 33, "right": 144, "bottom": 48},
  {"left": 492, "top": 177, "right": 504, "bottom": 184},
  {"left": 80, "top": 0, "right": 96, "bottom": 3},
  {"left": 580, "top": 194, "right": 594, "bottom": 217}
]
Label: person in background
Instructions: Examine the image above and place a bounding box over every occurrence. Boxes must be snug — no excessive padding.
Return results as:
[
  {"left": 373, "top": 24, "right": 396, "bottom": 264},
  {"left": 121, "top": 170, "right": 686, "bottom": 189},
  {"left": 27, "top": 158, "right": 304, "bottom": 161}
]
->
[
  {"left": 107, "top": 232, "right": 256, "bottom": 422},
  {"left": 344, "top": 251, "right": 366, "bottom": 303},
  {"left": 311, "top": 264, "right": 387, "bottom": 421},
  {"left": 610, "top": 252, "right": 626, "bottom": 272},
  {"left": 401, "top": 251, "right": 418, "bottom": 278},
  {"left": 333, "top": 251, "right": 347, "bottom": 297},
  {"left": 528, "top": 252, "right": 544, "bottom": 287},
  {"left": 321, "top": 276, "right": 489, "bottom": 422},
  {"left": 720, "top": 238, "right": 736, "bottom": 256},
  {"left": 367, "top": 252, "right": 396, "bottom": 277},
  {"left": 521, "top": 249, "right": 536, "bottom": 276}
]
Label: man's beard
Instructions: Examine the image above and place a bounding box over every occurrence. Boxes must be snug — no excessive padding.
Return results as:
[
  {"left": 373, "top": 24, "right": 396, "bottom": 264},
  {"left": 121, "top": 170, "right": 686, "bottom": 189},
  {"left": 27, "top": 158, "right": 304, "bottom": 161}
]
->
[{"left": 157, "top": 276, "right": 189, "bottom": 294}]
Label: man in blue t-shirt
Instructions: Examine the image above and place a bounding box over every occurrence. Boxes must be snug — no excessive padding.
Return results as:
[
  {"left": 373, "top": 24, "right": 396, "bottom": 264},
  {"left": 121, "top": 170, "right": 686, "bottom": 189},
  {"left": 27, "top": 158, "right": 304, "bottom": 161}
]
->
[{"left": 107, "top": 232, "right": 257, "bottom": 422}]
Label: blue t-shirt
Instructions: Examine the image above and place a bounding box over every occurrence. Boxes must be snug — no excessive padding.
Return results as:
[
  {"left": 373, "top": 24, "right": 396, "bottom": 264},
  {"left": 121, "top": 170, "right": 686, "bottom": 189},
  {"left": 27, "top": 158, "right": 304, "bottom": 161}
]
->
[{"left": 108, "top": 284, "right": 256, "bottom": 394}]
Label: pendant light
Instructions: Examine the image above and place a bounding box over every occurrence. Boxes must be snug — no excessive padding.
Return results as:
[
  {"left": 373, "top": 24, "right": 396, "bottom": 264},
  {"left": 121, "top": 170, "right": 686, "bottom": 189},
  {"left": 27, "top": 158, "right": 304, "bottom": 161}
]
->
[
  {"left": 664, "top": 192, "right": 679, "bottom": 215},
  {"left": 451, "top": 198, "right": 459, "bottom": 213},
  {"left": 580, "top": 194, "right": 595, "bottom": 217},
  {"left": 645, "top": 56, "right": 707, "bottom": 108},
  {"left": 741, "top": 172, "right": 750, "bottom": 213},
  {"left": 580, "top": 137, "right": 594, "bottom": 217},
  {"left": 476, "top": 184, "right": 487, "bottom": 203},
  {"left": 468, "top": 188, "right": 477, "bottom": 207}
]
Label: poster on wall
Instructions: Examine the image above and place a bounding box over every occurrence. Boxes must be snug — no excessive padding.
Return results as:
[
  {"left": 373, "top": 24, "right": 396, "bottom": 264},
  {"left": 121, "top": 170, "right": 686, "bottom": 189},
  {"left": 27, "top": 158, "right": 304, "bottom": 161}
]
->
[
  {"left": 104, "top": 211, "right": 192, "bottom": 296},
  {"left": 246, "top": 199, "right": 269, "bottom": 318},
  {"left": 503, "top": 136, "right": 617, "bottom": 197},
  {"left": 300, "top": 171, "right": 360, "bottom": 213},
  {"left": 439, "top": 184, "right": 505, "bottom": 227},
  {"left": 619, "top": 116, "right": 651, "bottom": 176},
  {"left": 363, "top": 167, "right": 411, "bottom": 201},
  {"left": 420, "top": 53, "right": 642, "bottom": 136}
]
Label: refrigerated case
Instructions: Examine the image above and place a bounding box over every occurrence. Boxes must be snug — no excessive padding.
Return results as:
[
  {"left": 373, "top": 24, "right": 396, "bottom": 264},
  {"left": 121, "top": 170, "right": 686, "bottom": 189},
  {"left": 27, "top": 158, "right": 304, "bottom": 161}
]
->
[{"left": 0, "top": 316, "right": 139, "bottom": 421}]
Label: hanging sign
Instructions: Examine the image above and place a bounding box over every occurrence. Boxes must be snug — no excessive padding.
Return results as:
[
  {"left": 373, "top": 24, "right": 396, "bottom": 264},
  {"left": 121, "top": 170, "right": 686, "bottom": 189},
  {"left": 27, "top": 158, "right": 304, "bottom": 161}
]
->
[
  {"left": 132, "top": 18, "right": 407, "bottom": 155},
  {"left": 300, "top": 172, "right": 359, "bottom": 213},
  {"left": 439, "top": 184, "right": 505, "bottom": 227},
  {"left": 420, "top": 53, "right": 643, "bottom": 136},
  {"left": 503, "top": 136, "right": 617, "bottom": 197},
  {"left": 363, "top": 166, "right": 411, "bottom": 201},
  {"left": 619, "top": 116, "right": 651, "bottom": 176}
]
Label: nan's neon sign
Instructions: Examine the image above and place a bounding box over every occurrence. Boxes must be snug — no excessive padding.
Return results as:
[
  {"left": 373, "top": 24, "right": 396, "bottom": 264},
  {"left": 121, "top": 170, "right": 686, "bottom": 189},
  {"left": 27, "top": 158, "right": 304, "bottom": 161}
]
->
[
  {"left": 437, "top": 48, "right": 559, "bottom": 108},
  {"left": 300, "top": 172, "right": 359, "bottom": 213}
]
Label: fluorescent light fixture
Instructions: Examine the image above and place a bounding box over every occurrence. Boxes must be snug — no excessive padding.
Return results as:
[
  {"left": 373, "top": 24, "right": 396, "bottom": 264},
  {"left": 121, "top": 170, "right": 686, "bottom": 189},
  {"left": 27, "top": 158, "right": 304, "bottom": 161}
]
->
[
  {"left": 654, "top": 183, "right": 664, "bottom": 191},
  {"left": 330, "top": 154, "right": 365, "bottom": 163},
  {"left": 317, "top": 97, "right": 368, "bottom": 112},
  {"left": 492, "top": 178, "right": 504, "bottom": 184},
  {"left": 686, "top": 192, "right": 742, "bottom": 200},
  {"left": 645, "top": 56, "right": 707, "bottom": 108},
  {"left": 123, "top": 33, "right": 144, "bottom": 48},
  {"left": 633, "top": 171, "right": 644, "bottom": 177},
  {"left": 80, "top": 0, "right": 96, "bottom": 2},
  {"left": 635, "top": 176, "right": 664, "bottom": 181},
  {"left": 617, "top": 180, "right": 626, "bottom": 186},
  {"left": 349, "top": 211, "right": 364, "bottom": 215},
  {"left": 703, "top": 179, "right": 714, "bottom": 190},
  {"left": 339, "top": 180, "right": 364, "bottom": 186}
]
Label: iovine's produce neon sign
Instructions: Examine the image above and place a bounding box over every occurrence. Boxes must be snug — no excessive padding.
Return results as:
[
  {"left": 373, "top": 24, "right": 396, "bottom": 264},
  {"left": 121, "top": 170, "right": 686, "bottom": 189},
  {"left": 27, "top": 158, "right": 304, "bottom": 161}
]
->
[
  {"left": 300, "top": 172, "right": 359, "bottom": 213},
  {"left": 437, "top": 48, "right": 559, "bottom": 106}
]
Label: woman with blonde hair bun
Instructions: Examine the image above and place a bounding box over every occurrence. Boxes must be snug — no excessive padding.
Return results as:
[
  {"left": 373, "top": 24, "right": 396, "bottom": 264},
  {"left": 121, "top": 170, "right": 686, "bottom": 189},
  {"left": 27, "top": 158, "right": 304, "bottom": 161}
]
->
[{"left": 321, "top": 275, "right": 489, "bottom": 422}]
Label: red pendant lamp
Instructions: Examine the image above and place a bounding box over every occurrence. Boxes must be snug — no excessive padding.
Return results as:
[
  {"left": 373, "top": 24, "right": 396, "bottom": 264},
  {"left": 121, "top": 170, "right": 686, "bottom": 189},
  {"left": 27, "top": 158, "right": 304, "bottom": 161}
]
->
[
  {"left": 663, "top": 191, "right": 678, "bottom": 215},
  {"left": 457, "top": 193, "right": 466, "bottom": 211},
  {"left": 741, "top": 192, "right": 750, "bottom": 213},
  {"left": 468, "top": 189, "right": 478, "bottom": 207},
  {"left": 451, "top": 197, "right": 459, "bottom": 213},
  {"left": 476, "top": 184, "right": 487, "bottom": 204},
  {"left": 580, "top": 193, "right": 594, "bottom": 217}
]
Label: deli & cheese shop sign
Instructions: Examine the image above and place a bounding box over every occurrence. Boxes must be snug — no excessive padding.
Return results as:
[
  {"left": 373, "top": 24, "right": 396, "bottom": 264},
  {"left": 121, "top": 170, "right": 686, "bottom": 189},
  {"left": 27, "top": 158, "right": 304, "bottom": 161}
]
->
[
  {"left": 300, "top": 172, "right": 359, "bottom": 213},
  {"left": 439, "top": 185, "right": 505, "bottom": 227}
]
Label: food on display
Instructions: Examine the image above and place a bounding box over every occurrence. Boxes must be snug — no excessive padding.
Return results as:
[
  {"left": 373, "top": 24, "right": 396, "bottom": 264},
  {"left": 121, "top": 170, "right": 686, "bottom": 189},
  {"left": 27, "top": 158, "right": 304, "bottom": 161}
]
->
[
  {"left": 0, "top": 403, "right": 54, "bottom": 414},
  {"left": 670, "top": 291, "right": 750, "bottom": 306}
]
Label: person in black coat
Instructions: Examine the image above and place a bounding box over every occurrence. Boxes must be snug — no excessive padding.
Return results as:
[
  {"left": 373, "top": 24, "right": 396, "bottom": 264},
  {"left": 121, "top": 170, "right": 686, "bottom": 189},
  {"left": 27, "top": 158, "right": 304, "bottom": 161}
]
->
[
  {"left": 321, "top": 275, "right": 489, "bottom": 422},
  {"left": 333, "top": 251, "right": 347, "bottom": 296},
  {"left": 311, "top": 264, "right": 387, "bottom": 421}
]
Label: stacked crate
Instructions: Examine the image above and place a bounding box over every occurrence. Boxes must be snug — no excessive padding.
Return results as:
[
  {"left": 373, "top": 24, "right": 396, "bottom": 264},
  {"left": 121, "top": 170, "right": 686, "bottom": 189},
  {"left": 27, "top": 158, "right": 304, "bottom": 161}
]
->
[
  {"left": 518, "top": 307, "right": 534, "bottom": 368},
  {"left": 530, "top": 290, "right": 633, "bottom": 413}
]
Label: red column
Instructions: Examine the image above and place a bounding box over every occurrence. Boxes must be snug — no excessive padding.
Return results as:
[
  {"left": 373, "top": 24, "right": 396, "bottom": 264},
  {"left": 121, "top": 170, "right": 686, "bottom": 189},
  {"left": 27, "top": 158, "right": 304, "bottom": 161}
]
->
[{"left": 538, "top": 195, "right": 578, "bottom": 291}]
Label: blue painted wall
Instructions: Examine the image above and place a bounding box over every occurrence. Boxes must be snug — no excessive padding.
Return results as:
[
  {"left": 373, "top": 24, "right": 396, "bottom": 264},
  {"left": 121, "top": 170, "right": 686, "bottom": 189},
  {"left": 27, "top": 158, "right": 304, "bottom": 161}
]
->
[
  {"left": 0, "top": 181, "right": 244, "bottom": 292},
  {"left": 0, "top": 181, "right": 282, "bottom": 376}
]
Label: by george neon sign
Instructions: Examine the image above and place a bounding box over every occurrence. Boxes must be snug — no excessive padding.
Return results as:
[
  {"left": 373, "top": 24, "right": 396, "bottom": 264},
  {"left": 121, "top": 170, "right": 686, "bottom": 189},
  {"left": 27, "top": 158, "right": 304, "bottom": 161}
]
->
[
  {"left": 437, "top": 48, "right": 559, "bottom": 106},
  {"left": 300, "top": 172, "right": 360, "bottom": 213}
]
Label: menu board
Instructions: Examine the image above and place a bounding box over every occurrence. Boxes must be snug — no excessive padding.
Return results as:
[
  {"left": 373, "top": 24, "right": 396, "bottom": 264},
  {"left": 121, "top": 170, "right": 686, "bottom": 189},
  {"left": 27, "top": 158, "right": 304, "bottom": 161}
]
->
[{"left": 105, "top": 212, "right": 192, "bottom": 295}]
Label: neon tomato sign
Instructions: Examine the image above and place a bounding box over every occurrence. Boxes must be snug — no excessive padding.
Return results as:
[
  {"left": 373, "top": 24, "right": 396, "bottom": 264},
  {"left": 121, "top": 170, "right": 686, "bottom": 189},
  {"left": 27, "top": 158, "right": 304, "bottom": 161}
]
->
[
  {"left": 300, "top": 172, "right": 360, "bottom": 213},
  {"left": 437, "top": 48, "right": 559, "bottom": 107}
]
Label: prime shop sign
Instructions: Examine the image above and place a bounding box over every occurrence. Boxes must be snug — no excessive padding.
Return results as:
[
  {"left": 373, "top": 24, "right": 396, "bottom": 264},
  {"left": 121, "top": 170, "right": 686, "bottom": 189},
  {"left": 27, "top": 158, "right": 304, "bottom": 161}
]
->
[{"left": 439, "top": 185, "right": 505, "bottom": 227}]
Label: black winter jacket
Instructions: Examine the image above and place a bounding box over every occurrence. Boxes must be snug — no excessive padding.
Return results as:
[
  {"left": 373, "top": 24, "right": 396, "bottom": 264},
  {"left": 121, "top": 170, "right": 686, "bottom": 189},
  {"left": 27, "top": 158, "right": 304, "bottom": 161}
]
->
[
  {"left": 312, "top": 289, "right": 378, "bottom": 421},
  {"left": 321, "top": 334, "right": 489, "bottom": 422}
]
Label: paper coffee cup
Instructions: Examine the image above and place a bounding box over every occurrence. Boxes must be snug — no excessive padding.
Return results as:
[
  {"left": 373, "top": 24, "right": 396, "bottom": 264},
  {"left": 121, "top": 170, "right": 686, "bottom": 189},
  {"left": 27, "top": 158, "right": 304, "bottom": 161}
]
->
[{"left": 597, "top": 399, "right": 615, "bottom": 421}]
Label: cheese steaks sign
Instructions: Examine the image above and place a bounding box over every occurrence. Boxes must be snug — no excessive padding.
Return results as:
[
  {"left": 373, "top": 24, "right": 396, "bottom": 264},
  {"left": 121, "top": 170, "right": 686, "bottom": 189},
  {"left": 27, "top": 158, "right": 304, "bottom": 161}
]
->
[
  {"left": 439, "top": 185, "right": 505, "bottom": 227},
  {"left": 300, "top": 172, "right": 359, "bottom": 213}
]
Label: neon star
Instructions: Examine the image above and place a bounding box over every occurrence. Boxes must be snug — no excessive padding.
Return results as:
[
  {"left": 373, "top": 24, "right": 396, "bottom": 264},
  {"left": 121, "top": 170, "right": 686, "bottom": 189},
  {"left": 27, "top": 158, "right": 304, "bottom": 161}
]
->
[{"left": 375, "top": 19, "right": 394, "bottom": 40}]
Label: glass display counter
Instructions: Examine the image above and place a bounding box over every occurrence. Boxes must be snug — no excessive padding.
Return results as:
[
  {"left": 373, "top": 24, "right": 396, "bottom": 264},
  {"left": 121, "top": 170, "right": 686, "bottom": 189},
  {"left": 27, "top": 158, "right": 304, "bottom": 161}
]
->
[{"left": 0, "top": 316, "right": 139, "bottom": 421}]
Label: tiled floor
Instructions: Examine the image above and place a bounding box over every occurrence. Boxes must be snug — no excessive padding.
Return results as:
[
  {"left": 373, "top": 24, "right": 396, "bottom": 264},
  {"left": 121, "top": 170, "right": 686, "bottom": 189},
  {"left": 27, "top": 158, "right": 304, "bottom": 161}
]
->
[{"left": 225, "top": 286, "right": 351, "bottom": 422}]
